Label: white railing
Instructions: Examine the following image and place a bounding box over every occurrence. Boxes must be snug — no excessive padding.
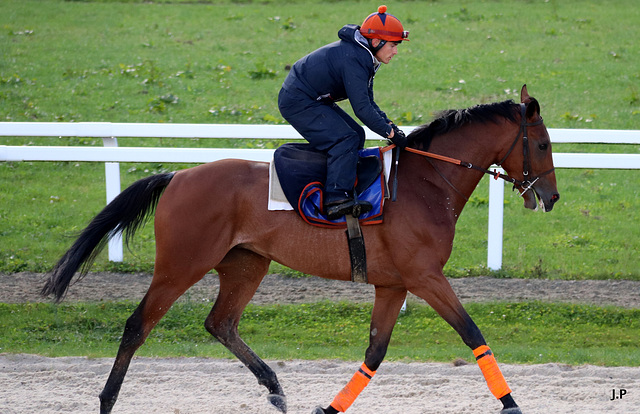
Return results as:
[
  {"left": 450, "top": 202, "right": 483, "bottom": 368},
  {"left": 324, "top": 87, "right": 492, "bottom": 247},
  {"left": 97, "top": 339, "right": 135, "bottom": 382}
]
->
[{"left": 2, "top": 122, "right": 639, "bottom": 268}]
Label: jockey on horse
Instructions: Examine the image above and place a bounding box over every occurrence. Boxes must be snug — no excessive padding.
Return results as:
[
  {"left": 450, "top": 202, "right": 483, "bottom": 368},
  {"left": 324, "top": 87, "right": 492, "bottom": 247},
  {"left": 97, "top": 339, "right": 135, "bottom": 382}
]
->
[{"left": 278, "top": 5, "right": 409, "bottom": 220}]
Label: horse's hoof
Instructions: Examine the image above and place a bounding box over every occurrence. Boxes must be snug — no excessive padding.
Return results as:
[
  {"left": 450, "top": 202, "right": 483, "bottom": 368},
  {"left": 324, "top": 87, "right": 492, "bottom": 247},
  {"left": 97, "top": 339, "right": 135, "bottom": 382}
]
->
[
  {"left": 311, "top": 407, "right": 326, "bottom": 414},
  {"left": 500, "top": 408, "right": 522, "bottom": 414},
  {"left": 99, "top": 394, "right": 116, "bottom": 414},
  {"left": 267, "top": 394, "right": 287, "bottom": 413}
]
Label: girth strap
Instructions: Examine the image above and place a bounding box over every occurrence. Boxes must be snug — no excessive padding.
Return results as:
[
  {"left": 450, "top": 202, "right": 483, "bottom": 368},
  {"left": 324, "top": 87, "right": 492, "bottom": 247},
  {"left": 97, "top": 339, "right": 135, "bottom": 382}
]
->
[{"left": 345, "top": 214, "right": 367, "bottom": 284}]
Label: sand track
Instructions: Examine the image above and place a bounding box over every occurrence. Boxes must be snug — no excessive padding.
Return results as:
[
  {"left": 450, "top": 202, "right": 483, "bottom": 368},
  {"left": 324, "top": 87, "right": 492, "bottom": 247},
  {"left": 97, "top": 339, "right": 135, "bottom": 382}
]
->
[{"left": 2, "top": 273, "right": 638, "bottom": 413}]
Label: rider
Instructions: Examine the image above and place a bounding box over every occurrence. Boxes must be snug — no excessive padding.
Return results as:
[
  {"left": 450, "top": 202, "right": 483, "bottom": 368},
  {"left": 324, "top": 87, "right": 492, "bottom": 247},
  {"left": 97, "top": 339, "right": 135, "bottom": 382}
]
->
[{"left": 278, "top": 5, "right": 409, "bottom": 220}]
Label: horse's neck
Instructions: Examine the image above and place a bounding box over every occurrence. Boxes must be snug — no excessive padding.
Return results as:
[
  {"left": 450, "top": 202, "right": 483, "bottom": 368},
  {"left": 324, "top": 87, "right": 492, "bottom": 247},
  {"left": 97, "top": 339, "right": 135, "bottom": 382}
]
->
[{"left": 405, "top": 121, "right": 515, "bottom": 215}]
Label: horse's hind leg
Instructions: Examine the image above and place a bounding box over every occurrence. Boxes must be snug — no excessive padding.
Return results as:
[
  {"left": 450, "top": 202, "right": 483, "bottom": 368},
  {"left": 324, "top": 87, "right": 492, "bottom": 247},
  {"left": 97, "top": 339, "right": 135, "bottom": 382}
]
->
[
  {"left": 204, "top": 248, "right": 287, "bottom": 412},
  {"left": 408, "top": 272, "right": 521, "bottom": 414},
  {"left": 99, "top": 268, "right": 207, "bottom": 414}
]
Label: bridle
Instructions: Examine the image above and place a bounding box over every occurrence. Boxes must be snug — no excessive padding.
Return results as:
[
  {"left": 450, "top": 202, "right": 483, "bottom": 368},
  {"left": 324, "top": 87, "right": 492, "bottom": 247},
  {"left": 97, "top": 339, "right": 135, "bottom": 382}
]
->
[
  {"left": 493, "top": 103, "right": 555, "bottom": 195},
  {"left": 401, "top": 102, "right": 555, "bottom": 200}
]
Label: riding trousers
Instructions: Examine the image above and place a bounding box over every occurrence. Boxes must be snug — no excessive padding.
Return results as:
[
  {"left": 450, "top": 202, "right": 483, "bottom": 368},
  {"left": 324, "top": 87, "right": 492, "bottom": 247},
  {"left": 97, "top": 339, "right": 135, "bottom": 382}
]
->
[{"left": 278, "top": 87, "right": 366, "bottom": 197}]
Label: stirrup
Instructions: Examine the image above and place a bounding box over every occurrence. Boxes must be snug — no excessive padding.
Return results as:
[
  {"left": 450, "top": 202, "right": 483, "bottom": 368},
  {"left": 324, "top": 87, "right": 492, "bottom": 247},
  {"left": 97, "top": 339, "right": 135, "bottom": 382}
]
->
[
  {"left": 325, "top": 199, "right": 372, "bottom": 220},
  {"left": 326, "top": 199, "right": 357, "bottom": 220},
  {"left": 350, "top": 200, "right": 372, "bottom": 218}
]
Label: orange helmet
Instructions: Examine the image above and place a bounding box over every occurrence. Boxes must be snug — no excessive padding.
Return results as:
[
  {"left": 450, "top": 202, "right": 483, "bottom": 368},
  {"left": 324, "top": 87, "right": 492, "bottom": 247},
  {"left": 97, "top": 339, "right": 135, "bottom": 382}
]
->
[{"left": 360, "top": 5, "right": 409, "bottom": 42}]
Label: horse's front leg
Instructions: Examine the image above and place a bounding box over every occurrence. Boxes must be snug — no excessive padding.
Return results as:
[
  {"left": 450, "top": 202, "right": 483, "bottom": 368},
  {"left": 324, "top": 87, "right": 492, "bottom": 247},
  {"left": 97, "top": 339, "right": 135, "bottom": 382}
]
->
[
  {"left": 408, "top": 272, "right": 522, "bottom": 414},
  {"left": 313, "top": 286, "right": 407, "bottom": 414}
]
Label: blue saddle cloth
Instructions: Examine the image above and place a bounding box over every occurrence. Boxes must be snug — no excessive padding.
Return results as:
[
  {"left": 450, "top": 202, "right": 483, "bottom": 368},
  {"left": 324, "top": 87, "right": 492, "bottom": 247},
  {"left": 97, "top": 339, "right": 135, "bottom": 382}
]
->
[{"left": 273, "top": 143, "right": 386, "bottom": 228}]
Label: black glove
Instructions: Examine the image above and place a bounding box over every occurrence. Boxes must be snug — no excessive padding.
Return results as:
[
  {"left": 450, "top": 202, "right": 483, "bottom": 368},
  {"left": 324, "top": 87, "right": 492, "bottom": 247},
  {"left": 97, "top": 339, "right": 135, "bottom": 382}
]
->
[{"left": 389, "top": 124, "right": 408, "bottom": 149}]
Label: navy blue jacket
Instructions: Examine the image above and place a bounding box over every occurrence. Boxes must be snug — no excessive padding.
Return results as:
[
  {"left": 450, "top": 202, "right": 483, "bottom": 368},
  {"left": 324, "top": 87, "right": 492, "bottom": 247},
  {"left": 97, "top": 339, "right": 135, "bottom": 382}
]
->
[{"left": 281, "top": 24, "right": 393, "bottom": 138}]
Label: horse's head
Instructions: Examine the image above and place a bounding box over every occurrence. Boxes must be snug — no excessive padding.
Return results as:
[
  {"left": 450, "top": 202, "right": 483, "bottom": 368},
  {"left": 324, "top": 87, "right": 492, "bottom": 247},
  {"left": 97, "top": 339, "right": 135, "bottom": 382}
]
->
[{"left": 499, "top": 85, "right": 560, "bottom": 212}]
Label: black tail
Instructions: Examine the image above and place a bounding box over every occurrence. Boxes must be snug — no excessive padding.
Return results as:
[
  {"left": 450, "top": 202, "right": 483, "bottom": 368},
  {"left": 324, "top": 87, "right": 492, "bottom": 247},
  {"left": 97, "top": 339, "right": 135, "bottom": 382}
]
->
[{"left": 41, "top": 172, "right": 175, "bottom": 302}]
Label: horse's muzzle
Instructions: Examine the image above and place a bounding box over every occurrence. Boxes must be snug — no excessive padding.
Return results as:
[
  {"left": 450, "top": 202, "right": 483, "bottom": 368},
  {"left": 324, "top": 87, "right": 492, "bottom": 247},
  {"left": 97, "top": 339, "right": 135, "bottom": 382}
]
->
[{"left": 541, "top": 191, "right": 560, "bottom": 212}]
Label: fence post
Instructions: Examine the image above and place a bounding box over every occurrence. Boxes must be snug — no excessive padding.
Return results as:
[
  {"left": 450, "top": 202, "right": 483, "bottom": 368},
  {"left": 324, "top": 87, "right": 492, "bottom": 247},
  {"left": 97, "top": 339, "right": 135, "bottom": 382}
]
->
[
  {"left": 487, "top": 171, "right": 505, "bottom": 270},
  {"left": 102, "top": 137, "right": 123, "bottom": 262}
]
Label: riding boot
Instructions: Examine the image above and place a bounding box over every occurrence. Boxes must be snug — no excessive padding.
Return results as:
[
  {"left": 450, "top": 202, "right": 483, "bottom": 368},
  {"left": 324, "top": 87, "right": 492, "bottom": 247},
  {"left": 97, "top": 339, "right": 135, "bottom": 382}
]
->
[
  {"left": 351, "top": 198, "right": 373, "bottom": 218},
  {"left": 325, "top": 191, "right": 355, "bottom": 220},
  {"left": 324, "top": 191, "right": 372, "bottom": 220}
]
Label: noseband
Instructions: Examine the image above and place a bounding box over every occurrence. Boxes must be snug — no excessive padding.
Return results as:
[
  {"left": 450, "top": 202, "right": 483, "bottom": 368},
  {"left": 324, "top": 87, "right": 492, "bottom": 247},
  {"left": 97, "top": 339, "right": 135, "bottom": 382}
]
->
[{"left": 404, "top": 102, "right": 555, "bottom": 199}]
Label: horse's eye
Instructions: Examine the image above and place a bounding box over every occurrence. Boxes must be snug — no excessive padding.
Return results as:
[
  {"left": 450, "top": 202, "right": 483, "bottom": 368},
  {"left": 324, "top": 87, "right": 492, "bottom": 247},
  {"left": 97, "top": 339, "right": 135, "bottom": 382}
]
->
[{"left": 539, "top": 143, "right": 548, "bottom": 151}]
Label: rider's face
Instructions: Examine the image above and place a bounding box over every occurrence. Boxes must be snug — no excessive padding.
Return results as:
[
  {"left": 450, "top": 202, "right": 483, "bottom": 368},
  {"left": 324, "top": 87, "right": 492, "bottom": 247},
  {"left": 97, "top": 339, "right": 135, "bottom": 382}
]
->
[{"left": 374, "top": 41, "right": 400, "bottom": 64}]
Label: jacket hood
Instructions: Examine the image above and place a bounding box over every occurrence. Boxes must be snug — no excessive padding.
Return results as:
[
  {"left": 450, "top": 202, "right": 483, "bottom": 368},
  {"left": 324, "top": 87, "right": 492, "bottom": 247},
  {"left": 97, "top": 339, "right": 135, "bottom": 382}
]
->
[
  {"left": 338, "top": 24, "right": 362, "bottom": 43},
  {"left": 339, "top": 24, "right": 377, "bottom": 65}
]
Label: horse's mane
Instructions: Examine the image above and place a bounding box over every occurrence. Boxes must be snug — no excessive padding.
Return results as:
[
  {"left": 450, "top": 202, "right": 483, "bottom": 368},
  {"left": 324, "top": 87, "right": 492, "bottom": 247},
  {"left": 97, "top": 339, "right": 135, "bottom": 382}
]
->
[{"left": 408, "top": 100, "right": 518, "bottom": 150}]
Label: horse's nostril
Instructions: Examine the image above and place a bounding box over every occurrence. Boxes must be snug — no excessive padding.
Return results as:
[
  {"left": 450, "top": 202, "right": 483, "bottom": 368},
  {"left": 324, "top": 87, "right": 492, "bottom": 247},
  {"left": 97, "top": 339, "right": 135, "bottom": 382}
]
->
[{"left": 551, "top": 193, "right": 560, "bottom": 203}]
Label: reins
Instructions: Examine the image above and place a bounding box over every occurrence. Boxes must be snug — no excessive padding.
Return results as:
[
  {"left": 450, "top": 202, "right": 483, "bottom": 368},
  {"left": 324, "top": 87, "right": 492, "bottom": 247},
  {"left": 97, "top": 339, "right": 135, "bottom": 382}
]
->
[{"left": 399, "top": 103, "right": 555, "bottom": 199}]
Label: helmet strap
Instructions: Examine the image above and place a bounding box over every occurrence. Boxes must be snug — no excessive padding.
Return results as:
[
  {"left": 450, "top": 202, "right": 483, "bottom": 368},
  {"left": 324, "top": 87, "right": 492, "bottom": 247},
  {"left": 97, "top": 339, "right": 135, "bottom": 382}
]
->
[{"left": 367, "top": 38, "right": 387, "bottom": 55}]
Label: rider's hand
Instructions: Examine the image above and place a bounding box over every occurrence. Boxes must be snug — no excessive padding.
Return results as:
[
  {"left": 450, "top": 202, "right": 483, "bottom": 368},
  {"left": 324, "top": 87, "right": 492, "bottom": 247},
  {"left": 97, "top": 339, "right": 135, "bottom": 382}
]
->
[{"left": 389, "top": 124, "right": 408, "bottom": 149}]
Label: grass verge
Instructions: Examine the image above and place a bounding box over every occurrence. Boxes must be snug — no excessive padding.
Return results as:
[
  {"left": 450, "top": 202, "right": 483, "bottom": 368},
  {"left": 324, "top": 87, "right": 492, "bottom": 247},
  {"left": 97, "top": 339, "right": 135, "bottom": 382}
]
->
[{"left": 1, "top": 301, "right": 638, "bottom": 367}]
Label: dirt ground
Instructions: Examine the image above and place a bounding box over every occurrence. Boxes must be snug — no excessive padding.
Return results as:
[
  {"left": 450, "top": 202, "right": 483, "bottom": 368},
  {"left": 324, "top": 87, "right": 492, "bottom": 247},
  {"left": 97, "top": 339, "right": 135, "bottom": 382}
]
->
[
  {"left": 2, "top": 273, "right": 639, "bottom": 414},
  {"left": 2, "top": 272, "right": 640, "bottom": 308}
]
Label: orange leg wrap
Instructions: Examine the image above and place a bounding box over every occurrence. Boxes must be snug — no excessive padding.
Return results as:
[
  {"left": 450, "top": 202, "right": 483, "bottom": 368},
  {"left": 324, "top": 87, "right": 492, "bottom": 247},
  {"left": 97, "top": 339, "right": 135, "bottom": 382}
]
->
[
  {"left": 330, "top": 363, "right": 376, "bottom": 412},
  {"left": 473, "top": 345, "right": 512, "bottom": 399}
]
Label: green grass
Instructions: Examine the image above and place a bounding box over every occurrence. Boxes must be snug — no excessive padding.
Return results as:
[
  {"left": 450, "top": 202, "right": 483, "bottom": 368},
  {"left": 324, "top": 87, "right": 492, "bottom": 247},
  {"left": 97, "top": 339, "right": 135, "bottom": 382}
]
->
[
  {"left": 1, "top": 0, "right": 639, "bottom": 279},
  {"left": 1, "top": 300, "right": 638, "bottom": 366},
  {"left": 2, "top": 0, "right": 639, "bottom": 127}
]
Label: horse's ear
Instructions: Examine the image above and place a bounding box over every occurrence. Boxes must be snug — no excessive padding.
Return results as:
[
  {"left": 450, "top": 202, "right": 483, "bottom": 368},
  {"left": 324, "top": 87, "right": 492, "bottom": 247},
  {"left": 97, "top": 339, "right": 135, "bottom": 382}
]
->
[
  {"left": 520, "top": 84, "right": 540, "bottom": 118},
  {"left": 520, "top": 84, "right": 530, "bottom": 103},
  {"left": 526, "top": 98, "right": 541, "bottom": 118}
]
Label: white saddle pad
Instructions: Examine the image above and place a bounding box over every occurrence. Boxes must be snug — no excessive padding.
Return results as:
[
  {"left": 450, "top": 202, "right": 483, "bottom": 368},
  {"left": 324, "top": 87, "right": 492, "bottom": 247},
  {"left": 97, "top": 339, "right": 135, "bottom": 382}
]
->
[{"left": 268, "top": 148, "right": 394, "bottom": 211}]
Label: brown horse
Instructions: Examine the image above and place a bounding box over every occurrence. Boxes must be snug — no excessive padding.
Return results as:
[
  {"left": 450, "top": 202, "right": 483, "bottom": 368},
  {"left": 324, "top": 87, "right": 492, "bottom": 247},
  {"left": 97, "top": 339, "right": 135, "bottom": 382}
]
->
[{"left": 42, "top": 85, "right": 559, "bottom": 414}]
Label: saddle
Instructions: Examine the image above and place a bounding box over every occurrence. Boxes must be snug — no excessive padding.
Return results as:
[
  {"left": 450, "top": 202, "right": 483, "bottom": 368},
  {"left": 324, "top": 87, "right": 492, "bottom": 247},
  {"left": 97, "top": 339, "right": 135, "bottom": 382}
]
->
[
  {"left": 272, "top": 143, "right": 388, "bottom": 228},
  {"left": 271, "top": 143, "right": 394, "bottom": 284}
]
